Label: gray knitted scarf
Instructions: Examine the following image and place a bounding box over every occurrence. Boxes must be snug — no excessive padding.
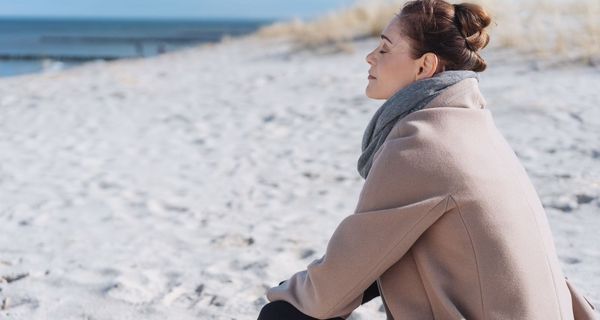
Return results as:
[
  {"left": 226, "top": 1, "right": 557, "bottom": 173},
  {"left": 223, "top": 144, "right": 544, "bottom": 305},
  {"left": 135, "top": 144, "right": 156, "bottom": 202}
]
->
[{"left": 357, "top": 70, "right": 479, "bottom": 179}]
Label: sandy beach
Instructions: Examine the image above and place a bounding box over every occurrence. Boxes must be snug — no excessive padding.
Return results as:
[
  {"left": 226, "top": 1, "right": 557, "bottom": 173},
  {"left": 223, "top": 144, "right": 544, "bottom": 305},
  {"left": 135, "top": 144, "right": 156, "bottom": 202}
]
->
[{"left": 0, "top": 31, "right": 598, "bottom": 319}]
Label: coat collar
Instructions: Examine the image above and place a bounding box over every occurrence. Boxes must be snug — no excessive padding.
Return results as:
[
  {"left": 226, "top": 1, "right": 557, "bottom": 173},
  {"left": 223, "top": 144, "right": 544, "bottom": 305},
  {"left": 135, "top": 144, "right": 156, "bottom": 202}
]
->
[{"left": 422, "top": 77, "right": 487, "bottom": 110}]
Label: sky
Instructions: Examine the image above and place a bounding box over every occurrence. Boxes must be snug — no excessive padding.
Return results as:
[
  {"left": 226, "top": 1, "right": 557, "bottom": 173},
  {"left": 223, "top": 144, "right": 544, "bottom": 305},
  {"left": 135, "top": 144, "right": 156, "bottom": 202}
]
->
[{"left": 0, "top": 0, "right": 360, "bottom": 20}]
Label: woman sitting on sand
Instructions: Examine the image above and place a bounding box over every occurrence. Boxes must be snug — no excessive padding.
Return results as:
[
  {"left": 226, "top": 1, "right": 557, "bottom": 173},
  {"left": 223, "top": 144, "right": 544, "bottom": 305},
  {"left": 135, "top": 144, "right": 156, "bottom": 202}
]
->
[{"left": 258, "top": 0, "right": 597, "bottom": 319}]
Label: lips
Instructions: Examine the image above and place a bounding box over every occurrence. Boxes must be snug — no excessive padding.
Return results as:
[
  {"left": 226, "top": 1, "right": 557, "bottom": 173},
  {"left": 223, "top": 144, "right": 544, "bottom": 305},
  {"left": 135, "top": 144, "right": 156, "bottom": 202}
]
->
[{"left": 368, "top": 74, "right": 376, "bottom": 79}]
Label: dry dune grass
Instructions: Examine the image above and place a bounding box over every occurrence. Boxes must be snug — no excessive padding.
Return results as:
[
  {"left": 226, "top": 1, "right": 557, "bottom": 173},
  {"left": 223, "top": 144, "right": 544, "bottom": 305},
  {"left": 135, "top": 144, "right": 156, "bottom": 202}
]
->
[
  {"left": 256, "top": 0, "right": 396, "bottom": 54},
  {"left": 255, "top": 0, "right": 600, "bottom": 65}
]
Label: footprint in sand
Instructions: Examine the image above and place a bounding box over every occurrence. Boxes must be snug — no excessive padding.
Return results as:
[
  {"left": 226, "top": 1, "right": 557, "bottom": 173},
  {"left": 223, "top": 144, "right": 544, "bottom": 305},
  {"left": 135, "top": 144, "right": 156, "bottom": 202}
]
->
[
  {"left": 210, "top": 233, "right": 255, "bottom": 248},
  {"left": 560, "top": 256, "right": 582, "bottom": 264},
  {"left": 298, "top": 248, "right": 316, "bottom": 259},
  {"left": 101, "top": 269, "right": 165, "bottom": 305}
]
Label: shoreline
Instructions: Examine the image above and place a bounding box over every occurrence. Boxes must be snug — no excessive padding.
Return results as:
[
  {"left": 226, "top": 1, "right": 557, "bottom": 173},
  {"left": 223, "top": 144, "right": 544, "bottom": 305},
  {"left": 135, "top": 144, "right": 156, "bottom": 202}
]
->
[{"left": 0, "top": 17, "right": 276, "bottom": 78}]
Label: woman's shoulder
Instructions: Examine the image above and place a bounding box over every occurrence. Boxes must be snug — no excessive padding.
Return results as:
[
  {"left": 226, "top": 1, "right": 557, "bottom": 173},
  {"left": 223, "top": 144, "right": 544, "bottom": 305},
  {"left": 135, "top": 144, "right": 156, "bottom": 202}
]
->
[
  {"left": 372, "top": 106, "right": 498, "bottom": 184},
  {"left": 383, "top": 106, "right": 494, "bottom": 150},
  {"left": 423, "top": 77, "right": 487, "bottom": 111},
  {"left": 370, "top": 77, "right": 497, "bottom": 180},
  {"left": 383, "top": 76, "right": 491, "bottom": 144}
]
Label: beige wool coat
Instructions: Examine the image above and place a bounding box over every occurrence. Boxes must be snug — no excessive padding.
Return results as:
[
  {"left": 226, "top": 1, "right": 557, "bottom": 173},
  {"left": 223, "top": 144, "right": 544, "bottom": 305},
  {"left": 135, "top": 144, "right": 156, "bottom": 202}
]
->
[{"left": 265, "top": 78, "right": 597, "bottom": 319}]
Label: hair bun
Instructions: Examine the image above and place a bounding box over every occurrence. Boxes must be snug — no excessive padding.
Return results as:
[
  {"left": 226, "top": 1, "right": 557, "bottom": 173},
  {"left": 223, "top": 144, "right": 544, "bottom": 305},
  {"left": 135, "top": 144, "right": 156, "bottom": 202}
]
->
[{"left": 453, "top": 2, "right": 491, "bottom": 52}]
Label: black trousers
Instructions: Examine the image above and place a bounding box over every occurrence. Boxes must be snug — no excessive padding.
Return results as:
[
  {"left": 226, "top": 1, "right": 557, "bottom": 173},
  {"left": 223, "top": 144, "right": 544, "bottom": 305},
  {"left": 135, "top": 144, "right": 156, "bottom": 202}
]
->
[{"left": 257, "top": 280, "right": 380, "bottom": 320}]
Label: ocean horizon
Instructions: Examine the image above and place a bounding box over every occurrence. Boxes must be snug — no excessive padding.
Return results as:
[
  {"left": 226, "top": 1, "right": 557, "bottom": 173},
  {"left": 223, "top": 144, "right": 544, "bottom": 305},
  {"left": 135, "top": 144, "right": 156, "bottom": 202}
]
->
[{"left": 0, "top": 16, "right": 278, "bottom": 77}]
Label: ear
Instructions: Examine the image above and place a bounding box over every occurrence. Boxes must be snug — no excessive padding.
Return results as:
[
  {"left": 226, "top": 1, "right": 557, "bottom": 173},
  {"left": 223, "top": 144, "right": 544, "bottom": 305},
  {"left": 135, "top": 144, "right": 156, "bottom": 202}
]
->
[{"left": 415, "top": 52, "right": 440, "bottom": 80}]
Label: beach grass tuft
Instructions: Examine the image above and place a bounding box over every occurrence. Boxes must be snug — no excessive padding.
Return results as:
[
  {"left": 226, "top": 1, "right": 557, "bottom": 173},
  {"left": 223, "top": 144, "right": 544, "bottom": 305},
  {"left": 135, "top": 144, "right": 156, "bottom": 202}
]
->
[{"left": 255, "top": 0, "right": 600, "bottom": 64}]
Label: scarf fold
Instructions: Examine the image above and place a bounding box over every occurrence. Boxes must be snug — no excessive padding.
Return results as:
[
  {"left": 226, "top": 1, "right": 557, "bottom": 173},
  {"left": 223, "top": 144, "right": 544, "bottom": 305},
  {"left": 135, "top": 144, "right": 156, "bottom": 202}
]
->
[{"left": 357, "top": 70, "right": 479, "bottom": 179}]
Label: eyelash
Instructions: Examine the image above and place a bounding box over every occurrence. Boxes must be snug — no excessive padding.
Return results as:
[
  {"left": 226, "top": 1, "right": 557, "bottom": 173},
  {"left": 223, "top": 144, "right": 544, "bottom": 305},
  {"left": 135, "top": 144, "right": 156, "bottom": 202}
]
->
[{"left": 379, "top": 50, "right": 387, "bottom": 54}]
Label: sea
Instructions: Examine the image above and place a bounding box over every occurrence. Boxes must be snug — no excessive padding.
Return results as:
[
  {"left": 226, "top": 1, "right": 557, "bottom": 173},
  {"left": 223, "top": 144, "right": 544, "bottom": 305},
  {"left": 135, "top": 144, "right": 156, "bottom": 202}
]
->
[{"left": 0, "top": 17, "right": 277, "bottom": 77}]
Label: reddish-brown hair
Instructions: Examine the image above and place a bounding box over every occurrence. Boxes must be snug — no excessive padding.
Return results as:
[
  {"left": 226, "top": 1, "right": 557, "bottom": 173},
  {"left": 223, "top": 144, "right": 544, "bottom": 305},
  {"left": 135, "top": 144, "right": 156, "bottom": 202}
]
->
[{"left": 397, "top": 0, "right": 492, "bottom": 72}]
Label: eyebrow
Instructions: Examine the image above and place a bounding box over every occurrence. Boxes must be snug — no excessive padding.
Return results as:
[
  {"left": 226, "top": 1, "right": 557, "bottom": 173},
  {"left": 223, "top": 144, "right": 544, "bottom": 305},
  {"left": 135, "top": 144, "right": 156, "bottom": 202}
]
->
[{"left": 380, "top": 34, "right": 393, "bottom": 44}]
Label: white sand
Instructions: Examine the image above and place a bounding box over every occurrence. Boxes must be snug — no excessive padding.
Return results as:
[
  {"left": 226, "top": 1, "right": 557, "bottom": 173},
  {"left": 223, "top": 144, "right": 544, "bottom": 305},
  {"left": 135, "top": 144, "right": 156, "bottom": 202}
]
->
[{"left": 0, "top": 34, "right": 598, "bottom": 319}]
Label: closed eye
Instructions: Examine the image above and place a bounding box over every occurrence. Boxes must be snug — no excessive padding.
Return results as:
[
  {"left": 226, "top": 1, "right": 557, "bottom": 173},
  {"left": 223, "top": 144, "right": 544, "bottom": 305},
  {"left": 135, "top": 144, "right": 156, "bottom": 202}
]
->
[{"left": 379, "top": 50, "right": 387, "bottom": 54}]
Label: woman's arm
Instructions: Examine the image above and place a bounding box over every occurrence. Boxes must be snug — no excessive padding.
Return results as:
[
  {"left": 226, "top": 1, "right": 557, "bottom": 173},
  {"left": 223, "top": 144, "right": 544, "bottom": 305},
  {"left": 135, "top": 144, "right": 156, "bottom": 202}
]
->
[
  {"left": 277, "top": 279, "right": 379, "bottom": 305},
  {"left": 266, "top": 132, "right": 458, "bottom": 319}
]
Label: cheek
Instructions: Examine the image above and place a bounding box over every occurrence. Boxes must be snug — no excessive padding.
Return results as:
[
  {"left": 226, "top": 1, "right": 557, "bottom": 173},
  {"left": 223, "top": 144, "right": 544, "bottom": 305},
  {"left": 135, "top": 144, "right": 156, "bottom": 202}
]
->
[
  {"left": 386, "top": 56, "right": 413, "bottom": 78},
  {"left": 378, "top": 57, "right": 414, "bottom": 91},
  {"left": 371, "top": 56, "right": 414, "bottom": 99}
]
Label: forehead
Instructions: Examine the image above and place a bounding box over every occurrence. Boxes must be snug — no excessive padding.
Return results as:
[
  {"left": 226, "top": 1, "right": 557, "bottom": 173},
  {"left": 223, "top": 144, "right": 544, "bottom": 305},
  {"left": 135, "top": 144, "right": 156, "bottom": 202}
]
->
[{"left": 381, "top": 16, "right": 405, "bottom": 45}]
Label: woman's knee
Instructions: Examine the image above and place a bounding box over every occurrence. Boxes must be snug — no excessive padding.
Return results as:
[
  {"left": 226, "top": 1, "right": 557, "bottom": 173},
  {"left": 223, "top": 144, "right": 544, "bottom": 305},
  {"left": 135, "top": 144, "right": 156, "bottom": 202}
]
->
[
  {"left": 258, "top": 300, "right": 344, "bottom": 320},
  {"left": 258, "top": 300, "right": 304, "bottom": 320}
]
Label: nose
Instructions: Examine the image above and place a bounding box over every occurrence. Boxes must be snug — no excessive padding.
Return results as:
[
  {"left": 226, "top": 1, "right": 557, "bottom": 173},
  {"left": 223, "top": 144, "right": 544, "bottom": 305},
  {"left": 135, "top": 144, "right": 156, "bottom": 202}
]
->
[{"left": 366, "top": 49, "right": 376, "bottom": 65}]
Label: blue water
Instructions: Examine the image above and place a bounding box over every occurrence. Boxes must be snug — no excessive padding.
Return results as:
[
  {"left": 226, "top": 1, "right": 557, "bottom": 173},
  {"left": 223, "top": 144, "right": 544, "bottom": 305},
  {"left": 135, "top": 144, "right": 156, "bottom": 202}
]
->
[{"left": 0, "top": 17, "right": 277, "bottom": 77}]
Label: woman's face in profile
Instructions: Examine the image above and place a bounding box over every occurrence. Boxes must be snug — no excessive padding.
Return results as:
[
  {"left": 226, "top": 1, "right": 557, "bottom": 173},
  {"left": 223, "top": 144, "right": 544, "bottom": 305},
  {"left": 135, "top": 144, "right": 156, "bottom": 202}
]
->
[{"left": 365, "top": 15, "right": 421, "bottom": 100}]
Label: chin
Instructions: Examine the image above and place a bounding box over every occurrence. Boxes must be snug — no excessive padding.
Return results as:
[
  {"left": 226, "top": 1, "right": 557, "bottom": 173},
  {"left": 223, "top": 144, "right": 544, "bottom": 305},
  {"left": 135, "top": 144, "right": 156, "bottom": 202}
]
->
[{"left": 365, "top": 88, "right": 387, "bottom": 100}]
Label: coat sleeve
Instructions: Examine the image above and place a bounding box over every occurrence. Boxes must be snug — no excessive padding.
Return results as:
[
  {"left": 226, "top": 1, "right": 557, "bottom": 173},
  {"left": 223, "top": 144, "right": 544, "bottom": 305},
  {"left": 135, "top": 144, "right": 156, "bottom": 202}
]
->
[{"left": 265, "top": 127, "right": 458, "bottom": 319}]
